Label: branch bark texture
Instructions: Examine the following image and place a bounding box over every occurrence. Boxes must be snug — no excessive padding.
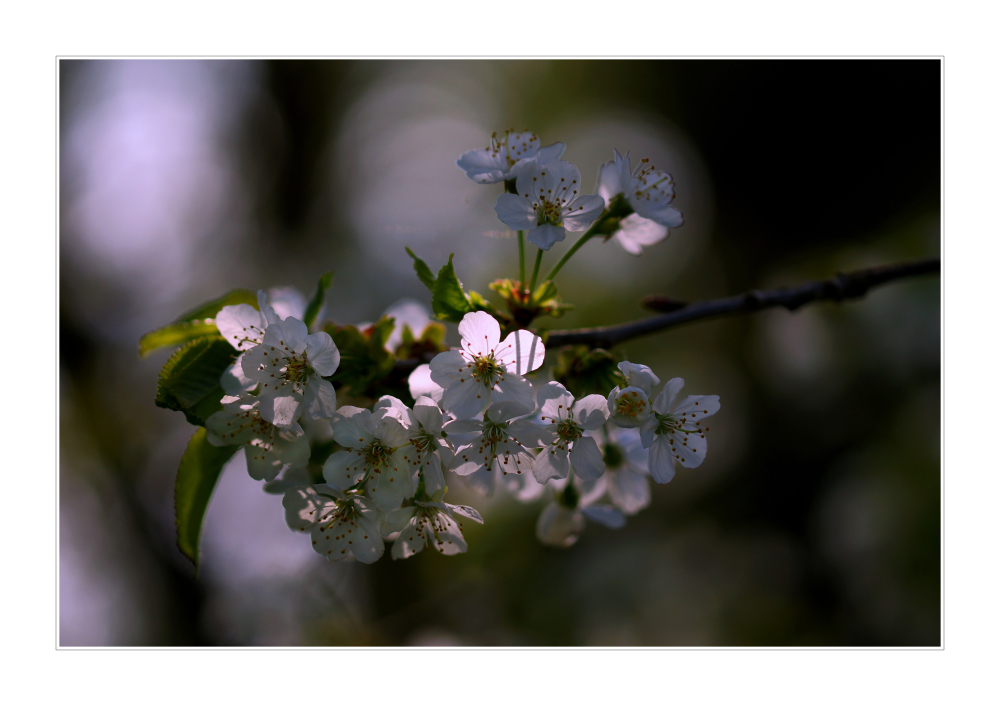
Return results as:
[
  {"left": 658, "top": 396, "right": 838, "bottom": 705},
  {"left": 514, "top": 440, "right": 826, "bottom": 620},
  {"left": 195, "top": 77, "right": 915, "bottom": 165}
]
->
[{"left": 544, "top": 257, "right": 940, "bottom": 350}]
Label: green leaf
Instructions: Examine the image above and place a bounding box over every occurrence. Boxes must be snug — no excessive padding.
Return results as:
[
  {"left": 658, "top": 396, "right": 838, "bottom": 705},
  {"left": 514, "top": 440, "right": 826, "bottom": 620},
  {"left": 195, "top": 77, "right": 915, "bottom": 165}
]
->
[
  {"left": 533, "top": 280, "right": 557, "bottom": 304},
  {"left": 303, "top": 271, "right": 334, "bottom": 329},
  {"left": 322, "top": 317, "right": 397, "bottom": 400},
  {"left": 552, "top": 345, "right": 623, "bottom": 400},
  {"left": 175, "top": 427, "right": 239, "bottom": 568},
  {"left": 139, "top": 288, "right": 258, "bottom": 357},
  {"left": 155, "top": 336, "right": 237, "bottom": 426},
  {"left": 432, "top": 254, "right": 474, "bottom": 322},
  {"left": 406, "top": 247, "right": 436, "bottom": 292}
]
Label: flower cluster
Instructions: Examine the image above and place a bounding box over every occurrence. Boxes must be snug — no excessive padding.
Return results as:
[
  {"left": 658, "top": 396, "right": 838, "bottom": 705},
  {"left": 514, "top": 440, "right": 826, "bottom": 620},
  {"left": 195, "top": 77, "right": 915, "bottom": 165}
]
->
[{"left": 154, "top": 128, "right": 717, "bottom": 567}]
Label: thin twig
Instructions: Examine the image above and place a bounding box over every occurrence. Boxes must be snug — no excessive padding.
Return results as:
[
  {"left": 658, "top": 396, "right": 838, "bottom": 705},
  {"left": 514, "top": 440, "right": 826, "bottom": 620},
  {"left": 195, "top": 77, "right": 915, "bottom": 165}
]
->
[{"left": 544, "top": 257, "right": 940, "bottom": 349}]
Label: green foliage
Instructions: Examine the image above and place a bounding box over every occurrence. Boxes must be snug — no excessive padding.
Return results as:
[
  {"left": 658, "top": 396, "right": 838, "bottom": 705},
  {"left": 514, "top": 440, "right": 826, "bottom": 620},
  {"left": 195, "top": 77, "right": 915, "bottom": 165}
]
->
[
  {"left": 175, "top": 427, "right": 239, "bottom": 568},
  {"left": 303, "top": 271, "right": 335, "bottom": 330},
  {"left": 432, "top": 254, "right": 475, "bottom": 322},
  {"left": 322, "top": 316, "right": 397, "bottom": 401},
  {"left": 155, "top": 336, "right": 237, "bottom": 426},
  {"left": 490, "top": 278, "right": 573, "bottom": 328},
  {"left": 393, "top": 321, "right": 448, "bottom": 361},
  {"left": 406, "top": 247, "right": 436, "bottom": 292},
  {"left": 139, "top": 289, "right": 257, "bottom": 357},
  {"left": 552, "top": 345, "right": 623, "bottom": 400}
]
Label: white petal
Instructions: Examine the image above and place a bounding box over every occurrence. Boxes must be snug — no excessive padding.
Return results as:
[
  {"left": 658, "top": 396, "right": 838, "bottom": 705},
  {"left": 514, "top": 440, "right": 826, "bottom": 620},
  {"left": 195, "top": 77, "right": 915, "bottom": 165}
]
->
[
  {"left": 561, "top": 194, "right": 606, "bottom": 231},
  {"left": 527, "top": 224, "right": 567, "bottom": 250},
  {"left": 264, "top": 317, "right": 308, "bottom": 355},
  {"left": 536, "top": 503, "right": 585, "bottom": 548},
  {"left": 409, "top": 363, "right": 445, "bottom": 403},
  {"left": 569, "top": 436, "right": 606, "bottom": 481},
  {"left": 582, "top": 505, "right": 626, "bottom": 529},
  {"left": 647, "top": 436, "right": 676, "bottom": 484},
  {"left": 503, "top": 468, "right": 545, "bottom": 502},
  {"left": 463, "top": 466, "right": 497, "bottom": 496},
  {"left": 656, "top": 378, "right": 686, "bottom": 414},
  {"left": 257, "top": 388, "right": 304, "bottom": 428},
  {"left": 537, "top": 380, "right": 574, "bottom": 421},
  {"left": 442, "top": 378, "right": 491, "bottom": 420},
  {"left": 215, "top": 304, "right": 266, "bottom": 351},
  {"left": 672, "top": 394, "right": 721, "bottom": 420},
  {"left": 381, "top": 507, "right": 416, "bottom": 535},
  {"left": 613, "top": 214, "right": 668, "bottom": 256},
  {"left": 494, "top": 193, "right": 538, "bottom": 230},
  {"left": 282, "top": 486, "right": 335, "bottom": 533},
  {"left": 670, "top": 429, "right": 708, "bottom": 469},
  {"left": 323, "top": 450, "right": 366, "bottom": 490},
  {"left": 499, "top": 329, "right": 546, "bottom": 375},
  {"left": 383, "top": 299, "right": 432, "bottom": 351},
  {"left": 595, "top": 159, "right": 623, "bottom": 203},
  {"left": 533, "top": 446, "right": 571, "bottom": 483},
  {"left": 257, "top": 290, "right": 282, "bottom": 325},
  {"left": 303, "top": 378, "right": 337, "bottom": 420},
  {"left": 305, "top": 332, "right": 340, "bottom": 376},
  {"left": 411, "top": 397, "right": 444, "bottom": 433},
  {"left": 606, "top": 467, "right": 651, "bottom": 515},
  {"left": 375, "top": 415, "right": 411, "bottom": 448},
  {"left": 618, "top": 362, "right": 660, "bottom": 396},
  {"left": 220, "top": 353, "right": 257, "bottom": 394},
  {"left": 508, "top": 419, "right": 555, "bottom": 448},
  {"left": 448, "top": 503, "right": 484, "bottom": 524},
  {"left": 607, "top": 386, "right": 652, "bottom": 428},
  {"left": 265, "top": 286, "right": 308, "bottom": 321},
  {"left": 429, "top": 514, "right": 468, "bottom": 556},
  {"left": 456, "top": 147, "right": 507, "bottom": 184},
  {"left": 573, "top": 394, "right": 611, "bottom": 430},
  {"left": 349, "top": 515, "right": 385, "bottom": 564},
  {"left": 458, "top": 311, "right": 502, "bottom": 355},
  {"left": 421, "top": 454, "right": 446, "bottom": 497},
  {"left": 640, "top": 204, "right": 684, "bottom": 229},
  {"left": 490, "top": 374, "right": 536, "bottom": 416},
  {"left": 330, "top": 406, "right": 374, "bottom": 448}
]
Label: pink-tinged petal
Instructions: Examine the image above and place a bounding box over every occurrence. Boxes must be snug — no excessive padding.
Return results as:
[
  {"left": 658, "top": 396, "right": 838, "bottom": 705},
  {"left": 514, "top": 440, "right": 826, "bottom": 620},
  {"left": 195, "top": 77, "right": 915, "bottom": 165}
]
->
[
  {"left": 639, "top": 415, "right": 658, "bottom": 449},
  {"left": 494, "top": 193, "right": 537, "bottom": 230},
  {"left": 408, "top": 364, "right": 445, "bottom": 403},
  {"left": 305, "top": 332, "right": 340, "bottom": 376},
  {"left": 215, "top": 304, "right": 267, "bottom": 351},
  {"left": 647, "top": 436, "right": 676, "bottom": 484},
  {"left": 458, "top": 311, "right": 502, "bottom": 355},
  {"left": 257, "top": 290, "right": 282, "bottom": 325},
  {"left": 613, "top": 215, "right": 669, "bottom": 256},
  {"left": 257, "top": 388, "right": 303, "bottom": 428},
  {"left": 537, "top": 381, "right": 574, "bottom": 422},
  {"left": 573, "top": 394, "right": 611, "bottom": 430},
  {"left": 508, "top": 419, "right": 555, "bottom": 448},
  {"left": 412, "top": 397, "right": 444, "bottom": 433},
  {"left": 421, "top": 454, "right": 446, "bottom": 497},
  {"left": 428, "top": 514, "right": 468, "bottom": 555},
  {"left": 322, "top": 450, "right": 366, "bottom": 490},
  {"left": 442, "top": 378, "right": 490, "bottom": 420},
  {"left": 561, "top": 194, "right": 606, "bottom": 231},
  {"left": 349, "top": 516, "right": 385, "bottom": 564},
  {"left": 570, "top": 435, "right": 606, "bottom": 481},
  {"left": 392, "top": 526, "right": 428, "bottom": 559},
  {"left": 527, "top": 224, "right": 567, "bottom": 250}
]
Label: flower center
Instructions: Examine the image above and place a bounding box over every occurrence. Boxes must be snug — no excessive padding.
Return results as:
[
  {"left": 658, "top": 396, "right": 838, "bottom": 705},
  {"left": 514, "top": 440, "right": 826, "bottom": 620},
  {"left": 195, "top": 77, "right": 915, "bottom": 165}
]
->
[
  {"left": 364, "top": 441, "right": 392, "bottom": 471},
  {"left": 615, "top": 390, "right": 648, "bottom": 420},
  {"left": 471, "top": 353, "right": 503, "bottom": 387},
  {"left": 553, "top": 419, "right": 583, "bottom": 451}
]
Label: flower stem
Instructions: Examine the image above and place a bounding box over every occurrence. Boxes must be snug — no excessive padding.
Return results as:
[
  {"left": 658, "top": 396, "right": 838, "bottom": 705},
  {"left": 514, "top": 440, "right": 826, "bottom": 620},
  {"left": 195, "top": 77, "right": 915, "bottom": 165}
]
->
[
  {"left": 518, "top": 230, "right": 525, "bottom": 295},
  {"left": 529, "top": 249, "right": 544, "bottom": 295},
  {"left": 543, "top": 217, "right": 605, "bottom": 283}
]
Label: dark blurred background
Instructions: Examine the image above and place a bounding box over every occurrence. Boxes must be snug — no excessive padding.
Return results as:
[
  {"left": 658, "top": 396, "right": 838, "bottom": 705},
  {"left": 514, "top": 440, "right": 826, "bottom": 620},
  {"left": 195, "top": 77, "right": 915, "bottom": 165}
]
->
[{"left": 58, "top": 59, "right": 940, "bottom": 646}]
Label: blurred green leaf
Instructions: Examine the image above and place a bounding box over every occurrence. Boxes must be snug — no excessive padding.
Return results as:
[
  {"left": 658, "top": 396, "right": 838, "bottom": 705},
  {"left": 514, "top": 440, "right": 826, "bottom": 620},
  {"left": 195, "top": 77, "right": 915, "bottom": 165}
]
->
[
  {"left": 175, "top": 427, "right": 239, "bottom": 568},
  {"left": 406, "top": 247, "right": 436, "bottom": 292},
  {"left": 155, "top": 336, "right": 236, "bottom": 426},
  {"left": 322, "top": 316, "right": 397, "bottom": 401},
  {"left": 139, "top": 288, "right": 258, "bottom": 357},
  {"left": 552, "top": 345, "right": 623, "bottom": 400},
  {"left": 432, "top": 254, "right": 474, "bottom": 322},
  {"left": 303, "top": 271, "right": 334, "bottom": 329}
]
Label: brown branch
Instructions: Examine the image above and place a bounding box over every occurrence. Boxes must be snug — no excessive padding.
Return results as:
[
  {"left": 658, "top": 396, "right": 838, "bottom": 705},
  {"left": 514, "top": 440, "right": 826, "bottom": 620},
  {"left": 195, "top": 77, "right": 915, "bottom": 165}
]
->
[{"left": 544, "top": 257, "right": 940, "bottom": 350}]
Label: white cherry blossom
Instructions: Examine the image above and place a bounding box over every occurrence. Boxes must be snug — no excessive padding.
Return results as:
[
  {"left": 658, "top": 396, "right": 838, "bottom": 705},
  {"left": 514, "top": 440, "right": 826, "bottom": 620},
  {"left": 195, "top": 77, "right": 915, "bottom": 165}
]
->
[
  {"left": 407, "top": 363, "right": 443, "bottom": 404},
  {"left": 381, "top": 496, "right": 484, "bottom": 559},
  {"left": 448, "top": 401, "right": 549, "bottom": 482},
  {"left": 242, "top": 316, "right": 340, "bottom": 426},
  {"left": 215, "top": 290, "right": 285, "bottom": 393},
  {"left": 618, "top": 361, "right": 660, "bottom": 396},
  {"left": 324, "top": 406, "right": 414, "bottom": 512},
  {"left": 283, "top": 485, "right": 384, "bottom": 563},
  {"left": 532, "top": 382, "right": 610, "bottom": 483},
  {"left": 494, "top": 159, "right": 606, "bottom": 250},
  {"left": 597, "top": 149, "right": 684, "bottom": 231},
  {"left": 640, "top": 378, "right": 720, "bottom": 483},
  {"left": 536, "top": 475, "right": 625, "bottom": 548},
  {"left": 457, "top": 130, "right": 565, "bottom": 185},
  {"left": 607, "top": 385, "right": 652, "bottom": 429},
  {"left": 429, "top": 311, "right": 545, "bottom": 419},
  {"left": 205, "top": 394, "right": 310, "bottom": 482},
  {"left": 373, "top": 395, "right": 454, "bottom": 497},
  {"left": 597, "top": 426, "right": 652, "bottom": 516}
]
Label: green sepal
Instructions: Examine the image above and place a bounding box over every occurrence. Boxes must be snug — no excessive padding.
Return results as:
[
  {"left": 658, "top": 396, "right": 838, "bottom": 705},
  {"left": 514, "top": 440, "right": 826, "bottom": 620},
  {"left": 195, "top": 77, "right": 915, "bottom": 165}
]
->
[
  {"left": 139, "top": 288, "right": 258, "bottom": 357},
  {"left": 155, "top": 336, "right": 237, "bottom": 426},
  {"left": 303, "top": 271, "right": 334, "bottom": 330},
  {"left": 431, "top": 254, "right": 475, "bottom": 322},
  {"left": 175, "top": 427, "right": 239, "bottom": 569},
  {"left": 406, "top": 247, "right": 436, "bottom": 292}
]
